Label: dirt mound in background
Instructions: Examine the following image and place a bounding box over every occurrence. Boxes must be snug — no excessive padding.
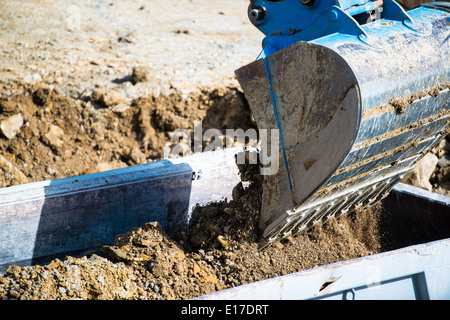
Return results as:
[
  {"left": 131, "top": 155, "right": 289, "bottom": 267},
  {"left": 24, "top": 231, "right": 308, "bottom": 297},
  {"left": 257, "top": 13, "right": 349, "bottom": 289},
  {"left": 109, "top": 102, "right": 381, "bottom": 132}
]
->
[{"left": 0, "top": 80, "right": 254, "bottom": 188}]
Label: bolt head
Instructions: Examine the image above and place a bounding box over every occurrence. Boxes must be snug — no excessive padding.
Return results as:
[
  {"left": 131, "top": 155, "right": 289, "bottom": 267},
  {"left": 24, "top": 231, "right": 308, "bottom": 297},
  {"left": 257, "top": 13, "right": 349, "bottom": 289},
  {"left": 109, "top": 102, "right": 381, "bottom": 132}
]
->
[{"left": 249, "top": 8, "right": 264, "bottom": 21}]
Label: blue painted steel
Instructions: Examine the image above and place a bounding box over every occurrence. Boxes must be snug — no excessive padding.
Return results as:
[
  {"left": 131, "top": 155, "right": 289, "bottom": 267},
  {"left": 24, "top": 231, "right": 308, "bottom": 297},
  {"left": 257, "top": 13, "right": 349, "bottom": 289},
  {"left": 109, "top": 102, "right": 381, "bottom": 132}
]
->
[
  {"left": 250, "top": 0, "right": 376, "bottom": 37},
  {"left": 250, "top": 0, "right": 435, "bottom": 58}
]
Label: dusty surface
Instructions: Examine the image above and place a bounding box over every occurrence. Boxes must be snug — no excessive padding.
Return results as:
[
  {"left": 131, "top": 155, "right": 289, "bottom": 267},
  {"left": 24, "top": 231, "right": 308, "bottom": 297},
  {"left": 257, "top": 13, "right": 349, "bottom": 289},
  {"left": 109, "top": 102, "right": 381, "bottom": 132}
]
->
[
  {"left": 0, "top": 0, "right": 262, "bottom": 96},
  {"left": 0, "top": 0, "right": 261, "bottom": 187},
  {"left": 0, "top": 0, "right": 449, "bottom": 300}
]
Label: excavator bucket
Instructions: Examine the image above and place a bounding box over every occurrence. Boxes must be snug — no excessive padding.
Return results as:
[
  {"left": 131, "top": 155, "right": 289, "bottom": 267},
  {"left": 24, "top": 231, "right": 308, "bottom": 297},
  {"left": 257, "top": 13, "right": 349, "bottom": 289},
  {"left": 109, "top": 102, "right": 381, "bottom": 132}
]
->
[{"left": 235, "top": 0, "right": 450, "bottom": 247}]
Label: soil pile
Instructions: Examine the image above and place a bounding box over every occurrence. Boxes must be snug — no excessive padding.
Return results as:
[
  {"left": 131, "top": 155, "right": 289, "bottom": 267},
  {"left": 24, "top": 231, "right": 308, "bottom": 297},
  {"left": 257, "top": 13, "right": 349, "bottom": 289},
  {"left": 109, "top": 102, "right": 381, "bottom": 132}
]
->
[
  {"left": 0, "top": 80, "right": 254, "bottom": 188},
  {"left": 2, "top": 156, "right": 442, "bottom": 300}
]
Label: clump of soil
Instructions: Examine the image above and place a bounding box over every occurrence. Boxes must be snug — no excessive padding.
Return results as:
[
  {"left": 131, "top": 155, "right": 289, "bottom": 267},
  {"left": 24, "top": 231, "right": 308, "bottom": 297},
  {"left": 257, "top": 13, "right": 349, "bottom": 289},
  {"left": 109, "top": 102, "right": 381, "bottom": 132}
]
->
[
  {"left": 388, "top": 83, "right": 448, "bottom": 115},
  {"left": 0, "top": 256, "right": 139, "bottom": 300}
]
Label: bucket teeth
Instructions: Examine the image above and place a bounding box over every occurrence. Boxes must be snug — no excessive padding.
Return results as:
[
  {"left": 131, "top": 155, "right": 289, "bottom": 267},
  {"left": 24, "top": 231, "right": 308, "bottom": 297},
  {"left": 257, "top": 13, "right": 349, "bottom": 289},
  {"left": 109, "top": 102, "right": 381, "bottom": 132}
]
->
[{"left": 260, "top": 174, "right": 407, "bottom": 248}]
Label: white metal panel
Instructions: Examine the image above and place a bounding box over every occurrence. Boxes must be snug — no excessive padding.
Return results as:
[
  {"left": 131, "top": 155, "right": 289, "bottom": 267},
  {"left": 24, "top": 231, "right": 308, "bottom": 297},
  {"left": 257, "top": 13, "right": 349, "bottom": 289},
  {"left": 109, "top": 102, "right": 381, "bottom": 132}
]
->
[{"left": 197, "top": 239, "right": 450, "bottom": 300}]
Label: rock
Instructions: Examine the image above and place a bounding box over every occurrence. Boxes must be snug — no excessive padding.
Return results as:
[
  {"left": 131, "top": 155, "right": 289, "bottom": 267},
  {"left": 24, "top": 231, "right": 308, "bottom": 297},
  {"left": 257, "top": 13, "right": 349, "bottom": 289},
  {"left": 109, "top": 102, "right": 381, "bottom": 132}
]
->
[
  {"left": 102, "top": 246, "right": 132, "bottom": 262},
  {"left": 437, "top": 155, "right": 450, "bottom": 168},
  {"left": 6, "top": 265, "right": 21, "bottom": 277},
  {"left": 8, "top": 290, "right": 21, "bottom": 299},
  {"left": 111, "top": 102, "right": 130, "bottom": 114},
  {"left": 96, "top": 162, "right": 114, "bottom": 172},
  {"left": 46, "top": 166, "right": 56, "bottom": 175},
  {"left": 0, "top": 154, "right": 29, "bottom": 185},
  {"left": 216, "top": 235, "right": 229, "bottom": 249},
  {"left": 132, "top": 65, "right": 150, "bottom": 84},
  {"left": 0, "top": 113, "right": 23, "bottom": 139},
  {"left": 232, "top": 182, "right": 244, "bottom": 202},
  {"left": 0, "top": 100, "right": 18, "bottom": 113},
  {"left": 439, "top": 139, "right": 450, "bottom": 152},
  {"left": 122, "top": 146, "right": 147, "bottom": 165},
  {"left": 402, "top": 153, "right": 438, "bottom": 191},
  {"left": 223, "top": 207, "right": 233, "bottom": 215},
  {"left": 132, "top": 237, "right": 155, "bottom": 247},
  {"left": 32, "top": 87, "right": 51, "bottom": 106},
  {"left": 192, "top": 263, "right": 201, "bottom": 275},
  {"left": 42, "top": 124, "right": 64, "bottom": 150},
  {"left": 150, "top": 262, "right": 168, "bottom": 277},
  {"left": 145, "top": 221, "right": 162, "bottom": 232},
  {"left": 23, "top": 73, "right": 42, "bottom": 83},
  {"left": 45, "top": 259, "right": 61, "bottom": 270},
  {"left": 91, "top": 88, "right": 128, "bottom": 107}
]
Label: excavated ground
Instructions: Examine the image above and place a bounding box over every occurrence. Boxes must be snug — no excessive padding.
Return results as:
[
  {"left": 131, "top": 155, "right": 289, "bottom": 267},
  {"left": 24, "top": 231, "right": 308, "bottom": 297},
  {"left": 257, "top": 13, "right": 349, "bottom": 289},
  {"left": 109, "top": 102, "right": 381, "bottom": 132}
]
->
[
  {"left": 1, "top": 81, "right": 450, "bottom": 300},
  {"left": 0, "top": 0, "right": 449, "bottom": 300},
  {"left": 0, "top": 81, "right": 254, "bottom": 188}
]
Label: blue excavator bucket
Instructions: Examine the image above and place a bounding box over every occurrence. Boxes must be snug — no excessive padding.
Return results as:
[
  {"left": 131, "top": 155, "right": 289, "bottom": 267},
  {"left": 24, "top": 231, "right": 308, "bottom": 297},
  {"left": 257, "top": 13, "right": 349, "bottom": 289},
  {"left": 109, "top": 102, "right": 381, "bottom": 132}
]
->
[{"left": 235, "top": 0, "right": 450, "bottom": 247}]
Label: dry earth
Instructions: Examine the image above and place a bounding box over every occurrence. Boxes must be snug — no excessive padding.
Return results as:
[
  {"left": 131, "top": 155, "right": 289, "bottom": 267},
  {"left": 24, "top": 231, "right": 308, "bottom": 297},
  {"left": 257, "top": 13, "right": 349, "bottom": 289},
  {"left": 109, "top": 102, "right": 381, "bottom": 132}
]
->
[{"left": 0, "top": 0, "right": 449, "bottom": 300}]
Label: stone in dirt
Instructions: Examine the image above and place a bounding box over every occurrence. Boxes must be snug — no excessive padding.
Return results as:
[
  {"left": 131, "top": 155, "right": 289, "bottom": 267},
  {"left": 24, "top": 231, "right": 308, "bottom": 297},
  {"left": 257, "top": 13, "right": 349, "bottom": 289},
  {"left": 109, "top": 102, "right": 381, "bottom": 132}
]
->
[
  {"left": 402, "top": 152, "right": 438, "bottom": 191},
  {"left": 42, "top": 124, "right": 64, "bottom": 150},
  {"left": 32, "top": 87, "right": 51, "bottom": 106},
  {"left": 111, "top": 103, "right": 130, "bottom": 114},
  {"left": 91, "top": 88, "right": 128, "bottom": 107},
  {"left": 0, "top": 100, "right": 18, "bottom": 113},
  {"left": 132, "top": 65, "right": 151, "bottom": 84},
  {"left": 0, "top": 113, "right": 23, "bottom": 139},
  {"left": 0, "top": 154, "right": 29, "bottom": 185}
]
